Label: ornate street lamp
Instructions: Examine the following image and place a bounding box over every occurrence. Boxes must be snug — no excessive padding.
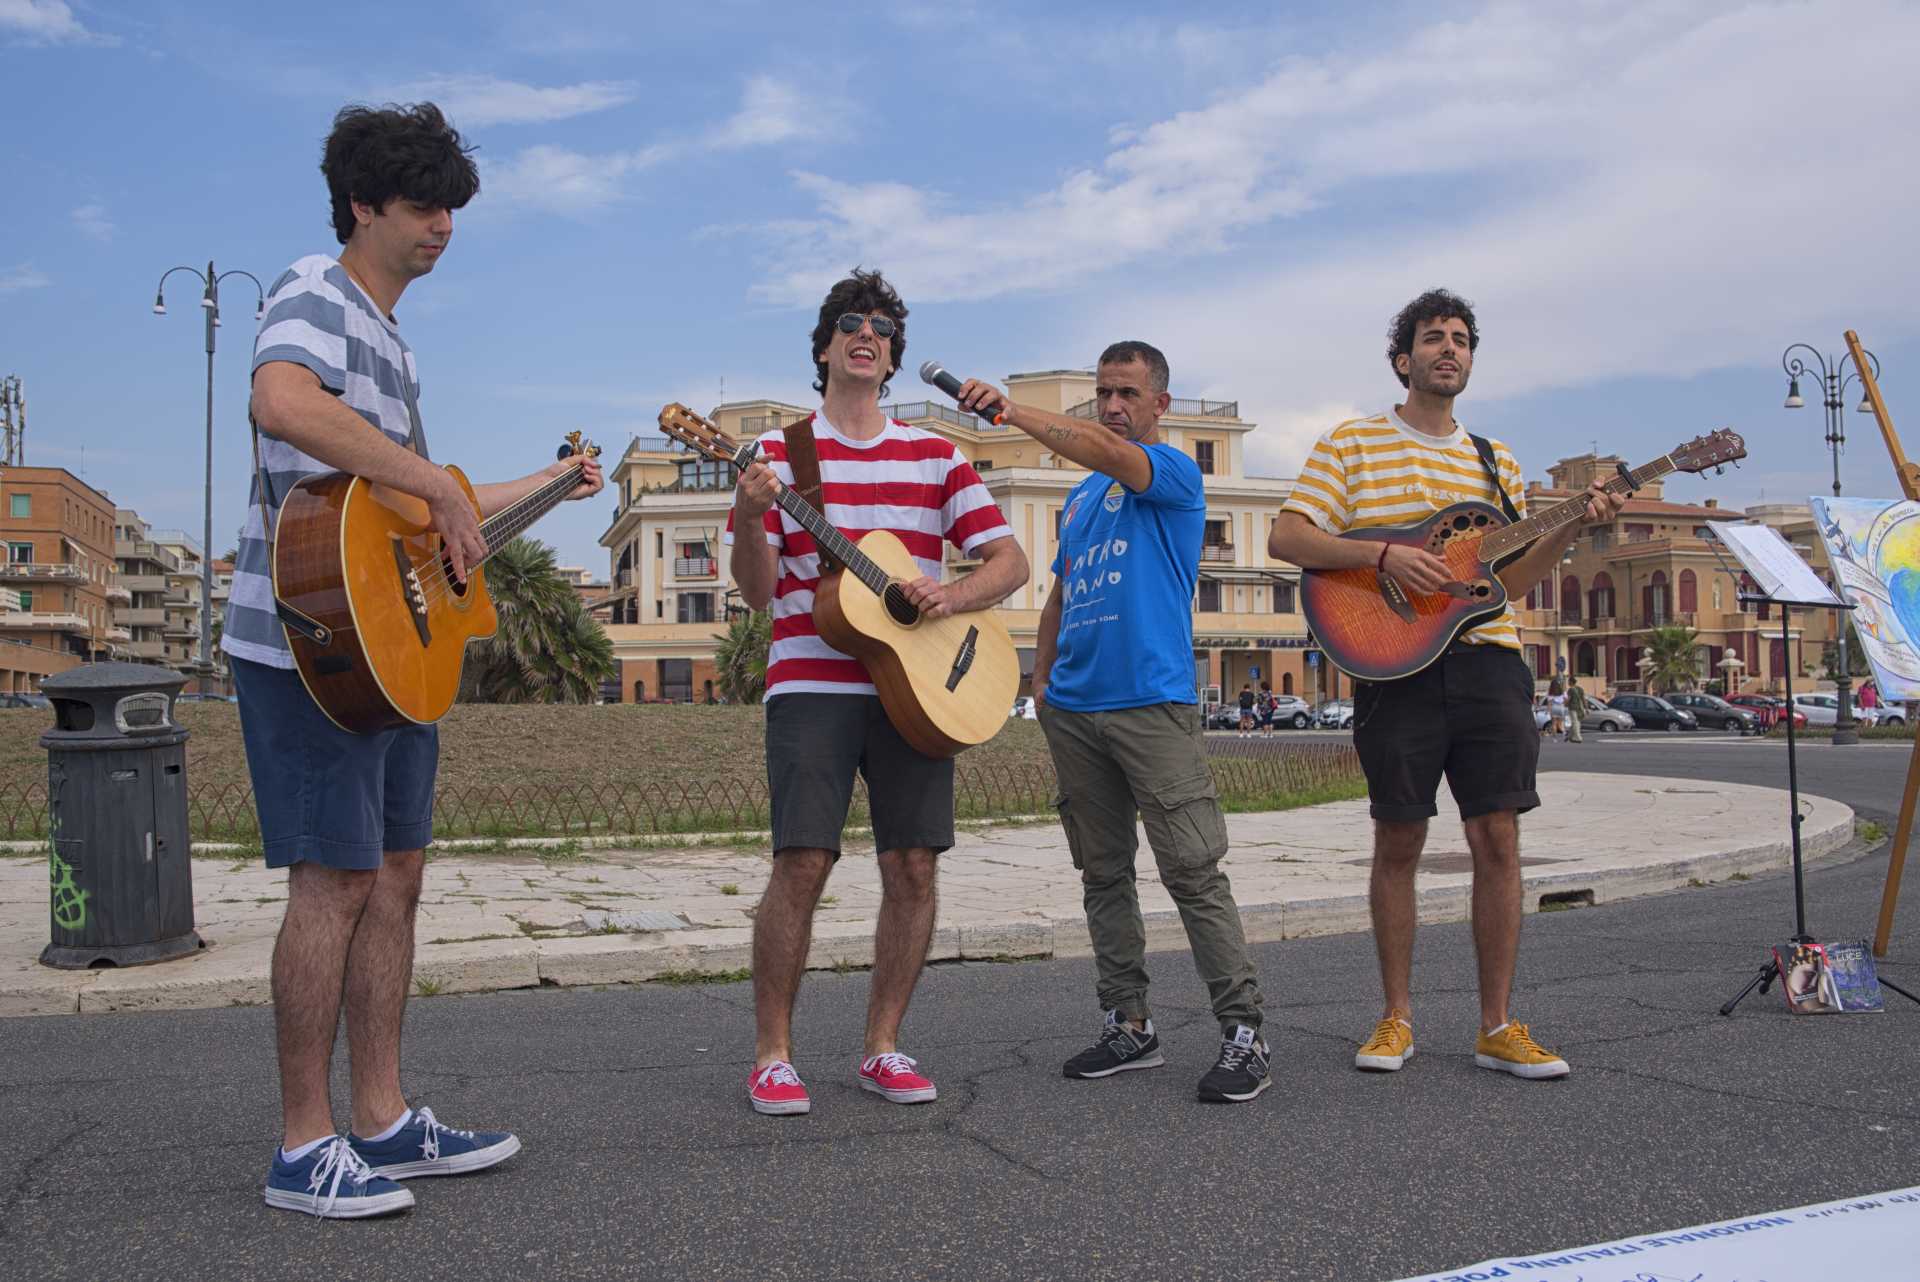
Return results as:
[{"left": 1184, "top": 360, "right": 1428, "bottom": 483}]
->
[
  {"left": 1781, "top": 340, "right": 1878, "bottom": 744},
  {"left": 151, "top": 261, "right": 265, "bottom": 682}
]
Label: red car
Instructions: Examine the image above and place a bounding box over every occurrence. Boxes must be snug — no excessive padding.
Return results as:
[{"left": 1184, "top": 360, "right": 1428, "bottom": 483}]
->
[{"left": 1727, "top": 694, "right": 1807, "bottom": 730}]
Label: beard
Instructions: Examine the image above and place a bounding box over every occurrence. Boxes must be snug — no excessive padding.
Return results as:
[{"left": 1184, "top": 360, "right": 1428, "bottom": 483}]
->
[{"left": 1411, "top": 362, "right": 1470, "bottom": 397}]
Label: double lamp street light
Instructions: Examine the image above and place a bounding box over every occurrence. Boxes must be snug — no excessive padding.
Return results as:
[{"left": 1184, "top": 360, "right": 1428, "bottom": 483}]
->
[
  {"left": 1781, "top": 339, "right": 1879, "bottom": 746},
  {"left": 151, "top": 261, "right": 265, "bottom": 682}
]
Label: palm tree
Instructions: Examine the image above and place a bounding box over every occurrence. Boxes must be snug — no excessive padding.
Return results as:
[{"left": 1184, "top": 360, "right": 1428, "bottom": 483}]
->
[
  {"left": 1644, "top": 624, "right": 1700, "bottom": 695},
  {"left": 713, "top": 609, "right": 772, "bottom": 704},
  {"left": 458, "top": 537, "right": 615, "bottom": 705}
]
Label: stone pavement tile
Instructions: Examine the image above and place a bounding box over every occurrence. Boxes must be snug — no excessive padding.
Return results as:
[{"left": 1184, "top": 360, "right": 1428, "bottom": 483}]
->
[
  {"left": 79, "top": 937, "right": 273, "bottom": 1013},
  {"left": 536, "top": 929, "right": 755, "bottom": 987},
  {"left": 414, "top": 938, "right": 539, "bottom": 995},
  {"left": 0, "top": 967, "right": 88, "bottom": 1016},
  {"left": 957, "top": 919, "right": 1054, "bottom": 959}
]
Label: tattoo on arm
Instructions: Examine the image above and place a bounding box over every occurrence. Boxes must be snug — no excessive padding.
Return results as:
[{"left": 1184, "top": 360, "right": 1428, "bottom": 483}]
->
[{"left": 1042, "top": 423, "right": 1073, "bottom": 445}]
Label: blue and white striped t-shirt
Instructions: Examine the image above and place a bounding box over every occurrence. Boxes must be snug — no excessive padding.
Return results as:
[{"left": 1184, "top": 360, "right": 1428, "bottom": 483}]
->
[{"left": 221, "top": 254, "right": 425, "bottom": 668}]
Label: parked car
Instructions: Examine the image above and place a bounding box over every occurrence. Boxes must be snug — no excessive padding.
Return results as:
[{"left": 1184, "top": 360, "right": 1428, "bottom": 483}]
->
[
  {"left": 1605, "top": 691, "right": 1698, "bottom": 732},
  {"left": 1204, "top": 703, "right": 1242, "bottom": 730},
  {"left": 1270, "top": 694, "right": 1314, "bottom": 729},
  {"left": 1009, "top": 696, "right": 1038, "bottom": 720},
  {"left": 1530, "top": 695, "right": 1552, "bottom": 731},
  {"left": 1664, "top": 692, "right": 1758, "bottom": 733},
  {"left": 1789, "top": 692, "right": 1889, "bottom": 727},
  {"left": 1579, "top": 698, "right": 1636, "bottom": 733},
  {"left": 0, "top": 692, "right": 50, "bottom": 709},
  {"left": 1316, "top": 699, "right": 1354, "bottom": 729},
  {"left": 1726, "top": 693, "right": 1807, "bottom": 730}
]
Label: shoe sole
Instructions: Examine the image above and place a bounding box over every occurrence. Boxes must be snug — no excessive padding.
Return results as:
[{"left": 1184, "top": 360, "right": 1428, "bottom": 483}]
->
[
  {"left": 1063, "top": 1052, "right": 1166, "bottom": 1079},
  {"left": 750, "top": 1094, "right": 812, "bottom": 1115},
  {"left": 1355, "top": 1046, "right": 1414, "bottom": 1072},
  {"left": 859, "top": 1077, "right": 937, "bottom": 1104},
  {"left": 367, "top": 1135, "right": 522, "bottom": 1180},
  {"left": 1197, "top": 1074, "right": 1271, "bottom": 1103},
  {"left": 263, "top": 1186, "right": 415, "bottom": 1218},
  {"left": 1474, "top": 1053, "right": 1569, "bottom": 1079}
]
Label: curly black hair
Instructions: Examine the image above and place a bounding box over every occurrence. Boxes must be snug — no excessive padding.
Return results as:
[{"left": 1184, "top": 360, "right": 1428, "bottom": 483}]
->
[
  {"left": 811, "top": 267, "right": 907, "bottom": 398},
  {"left": 322, "top": 102, "right": 480, "bottom": 245},
  {"left": 1387, "top": 288, "right": 1479, "bottom": 389}
]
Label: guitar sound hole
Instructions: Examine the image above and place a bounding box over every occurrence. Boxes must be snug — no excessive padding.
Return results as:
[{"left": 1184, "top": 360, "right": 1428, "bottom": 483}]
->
[
  {"left": 1472, "top": 514, "right": 1489, "bottom": 526},
  {"left": 1452, "top": 515, "right": 1471, "bottom": 530},
  {"left": 440, "top": 554, "right": 471, "bottom": 599},
  {"left": 883, "top": 583, "right": 921, "bottom": 627}
]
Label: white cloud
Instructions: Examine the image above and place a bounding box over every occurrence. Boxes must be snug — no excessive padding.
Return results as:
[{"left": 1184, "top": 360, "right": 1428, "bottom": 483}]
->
[
  {"left": 480, "top": 143, "right": 673, "bottom": 216},
  {"left": 374, "top": 74, "right": 637, "bottom": 127},
  {"left": 734, "top": 1, "right": 1920, "bottom": 484},
  {"left": 0, "top": 263, "right": 50, "bottom": 293},
  {"left": 0, "top": 0, "right": 115, "bottom": 45},
  {"left": 71, "top": 202, "right": 113, "bottom": 242},
  {"left": 710, "top": 76, "right": 820, "bottom": 149}
]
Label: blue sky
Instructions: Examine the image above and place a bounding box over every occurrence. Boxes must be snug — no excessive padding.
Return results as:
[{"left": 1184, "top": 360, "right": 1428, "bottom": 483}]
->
[{"left": 3, "top": 0, "right": 1916, "bottom": 571}]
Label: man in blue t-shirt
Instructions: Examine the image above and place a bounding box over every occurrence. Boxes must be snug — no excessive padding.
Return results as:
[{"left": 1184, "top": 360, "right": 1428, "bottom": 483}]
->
[{"left": 956, "top": 343, "right": 1269, "bottom": 1104}]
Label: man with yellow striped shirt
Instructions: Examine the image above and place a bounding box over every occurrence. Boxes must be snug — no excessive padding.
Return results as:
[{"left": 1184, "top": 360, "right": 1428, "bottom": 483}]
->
[{"left": 1268, "top": 289, "right": 1623, "bottom": 1081}]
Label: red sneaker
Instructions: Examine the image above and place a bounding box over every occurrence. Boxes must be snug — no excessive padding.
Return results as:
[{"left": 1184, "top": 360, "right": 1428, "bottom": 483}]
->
[
  {"left": 748, "top": 1060, "right": 811, "bottom": 1116},
  {"left": 857, "top": 1052, "right": 938, "bottom": 1104}
]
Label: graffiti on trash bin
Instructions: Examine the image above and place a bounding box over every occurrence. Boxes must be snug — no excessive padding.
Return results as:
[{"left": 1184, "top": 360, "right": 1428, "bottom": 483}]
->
[{"left": 47, "top": 770, "right": 88, "bottom": 932}]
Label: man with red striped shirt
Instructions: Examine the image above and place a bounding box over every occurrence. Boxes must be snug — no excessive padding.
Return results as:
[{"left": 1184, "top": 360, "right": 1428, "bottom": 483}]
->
[{"left": 725, "top": 269, "right": 1028, "bottom": 1116}]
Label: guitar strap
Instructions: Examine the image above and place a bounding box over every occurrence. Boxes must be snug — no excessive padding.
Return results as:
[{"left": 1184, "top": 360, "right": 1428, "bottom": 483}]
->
[
  {"left": 1467, "top": 433, "right": 1523, "bottom": 523},
  {"left": 782, "top": 414, "right": 842, "bottom": 574}
]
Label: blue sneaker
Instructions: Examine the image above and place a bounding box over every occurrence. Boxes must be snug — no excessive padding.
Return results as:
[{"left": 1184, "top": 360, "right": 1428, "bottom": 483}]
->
[
  {"left": 264, "top": 1136, "right": 415, "bottom": 1218},
  {"left": 348, "top": 1105, "right": 521, "bottom": 1179}
]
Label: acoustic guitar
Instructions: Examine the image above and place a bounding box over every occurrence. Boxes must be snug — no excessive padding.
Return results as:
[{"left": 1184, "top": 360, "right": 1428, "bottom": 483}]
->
[
  {"left": 657, "top": 402, "right": 1018, "bottom": 758},
  {"left": 272, "top": 432, "right": 601, "bottom": 733},
  {"left": 1300, "top": 429, "right": 1747, "bottom": 681}
]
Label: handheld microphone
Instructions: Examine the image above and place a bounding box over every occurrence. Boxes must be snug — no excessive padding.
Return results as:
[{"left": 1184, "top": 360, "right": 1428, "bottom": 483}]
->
[{"left": 919, "top": 360, "right": 1006, "bottom": 426}]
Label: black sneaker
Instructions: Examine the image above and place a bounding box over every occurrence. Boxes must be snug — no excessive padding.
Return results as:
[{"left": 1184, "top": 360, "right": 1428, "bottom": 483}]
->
[
  {"left": 1197, "top": 1024, "right": 1271, "bottom": 1102},
  {"left": 1062, "top": 1010, "right": 1165, "bottom": 1079}
]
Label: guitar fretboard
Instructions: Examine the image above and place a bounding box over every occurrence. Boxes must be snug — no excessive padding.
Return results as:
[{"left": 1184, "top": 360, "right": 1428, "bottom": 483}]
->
[
  {"left": 1479, "top": 455, "right": 1678, "bottom": 560},
  {"left": 477, "top": 462, "right": 586, "bottom": 562},
  {"left": 771, "top": 488, "right": 893, "bottom": 597}
]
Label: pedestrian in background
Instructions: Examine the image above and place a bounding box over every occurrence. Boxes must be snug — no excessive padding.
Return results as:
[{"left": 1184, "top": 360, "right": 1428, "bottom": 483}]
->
[{"left": 1566, "top": 678, "right": 1587, "bottom": 744}]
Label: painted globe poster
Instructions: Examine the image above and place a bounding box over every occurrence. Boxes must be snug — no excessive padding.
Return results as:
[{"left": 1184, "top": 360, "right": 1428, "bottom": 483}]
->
[{"left": 1811, "top": 497, "right": 1920, "bottom": 700}]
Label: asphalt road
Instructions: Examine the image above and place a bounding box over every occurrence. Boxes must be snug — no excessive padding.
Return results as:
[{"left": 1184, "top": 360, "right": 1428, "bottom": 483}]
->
[{"left": 4, "top": 740, "right": 1916, "bottom": 1281}]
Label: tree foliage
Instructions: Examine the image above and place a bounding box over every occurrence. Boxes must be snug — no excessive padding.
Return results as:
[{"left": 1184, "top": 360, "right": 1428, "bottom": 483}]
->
[
  {"left": 713, "top": 609, "right": 772, "bottom": 705},
  {"left": 458, "top": 537, "right": 615, "bottom": 705},
  {"left": 1644, "top": 625, "right": 1700, "bottom": 694}
]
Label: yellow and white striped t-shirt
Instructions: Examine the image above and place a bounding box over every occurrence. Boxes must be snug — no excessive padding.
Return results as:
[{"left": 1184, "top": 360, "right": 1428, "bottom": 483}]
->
[{"left": 1282, "top": 410, "right": 1527, "bottom": 650}]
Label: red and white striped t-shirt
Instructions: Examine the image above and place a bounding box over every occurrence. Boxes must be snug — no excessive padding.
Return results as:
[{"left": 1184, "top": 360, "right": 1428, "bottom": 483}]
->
[{"left": 721, "top": 412, "right": 1013, "bottom": 700}]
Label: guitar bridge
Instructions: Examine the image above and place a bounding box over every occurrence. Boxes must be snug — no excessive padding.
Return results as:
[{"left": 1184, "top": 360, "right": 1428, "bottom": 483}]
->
[
  {"left": 391, "top": 539, "right": 432, "bottom": 647},
  {"left": 945, "top": 625, "right": 979, "bottom": 692},
  {"left": 1376, "top": 572, "right": 1416, "bottom": 623}
]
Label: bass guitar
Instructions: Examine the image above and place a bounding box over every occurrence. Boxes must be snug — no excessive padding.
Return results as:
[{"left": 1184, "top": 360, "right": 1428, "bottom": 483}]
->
[
  {"left": 272, "top": 432, "right": 601, "bottom": 733},
  {"left": 1300, "top": 429, "right": 1747, "bottom": 681},
  {"left": 657, "top": 402, "right": 1018, "bottom": 758}
]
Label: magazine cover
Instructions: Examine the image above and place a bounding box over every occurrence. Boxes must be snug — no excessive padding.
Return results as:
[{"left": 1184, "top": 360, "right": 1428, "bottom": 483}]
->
[
  {"left": 1773, "top": 940, "right": 1840, "bottom": 1014},
  {"left": 1823, "top": 939, "right": 1886, "bottom": 1013}
]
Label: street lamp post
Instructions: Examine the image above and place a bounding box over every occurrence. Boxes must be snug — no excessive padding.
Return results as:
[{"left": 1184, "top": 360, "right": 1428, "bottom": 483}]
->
[
  {"left": 152, "top": 261, "right": 265, "bottom": 684},
  {"left": 1782, "top": 341, "right": 1879, "bottom": 745}
]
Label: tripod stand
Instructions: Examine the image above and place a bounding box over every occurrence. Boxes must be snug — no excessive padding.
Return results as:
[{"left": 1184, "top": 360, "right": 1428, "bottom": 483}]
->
[{"left": 1719, "top": 597, "right": 1920, "bottom": 1014}]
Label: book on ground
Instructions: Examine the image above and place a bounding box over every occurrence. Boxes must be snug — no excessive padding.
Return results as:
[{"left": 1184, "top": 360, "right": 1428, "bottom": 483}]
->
[
  {"left": 1773, "top": 940, "right": 1841, "bottom": 1014},
  {"left": 1823, "top": 939, "right": 1886, "bottom": 1013}
]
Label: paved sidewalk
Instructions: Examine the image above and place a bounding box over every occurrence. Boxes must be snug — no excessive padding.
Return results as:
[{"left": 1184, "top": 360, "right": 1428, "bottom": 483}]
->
[{"left": 1, "top": 771, "right": 1853, "bottom": 1016}]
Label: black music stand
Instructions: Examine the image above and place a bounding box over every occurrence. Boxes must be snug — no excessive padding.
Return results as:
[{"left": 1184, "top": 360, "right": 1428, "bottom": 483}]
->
[{"left": 1704, "top": 523, "right": 1918, "bottom": 1014}]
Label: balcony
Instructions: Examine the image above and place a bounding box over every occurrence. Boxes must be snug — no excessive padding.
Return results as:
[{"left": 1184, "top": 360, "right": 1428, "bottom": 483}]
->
[
  {"left": 1201, "top": 544, "right": 1236, "bottom": 563},
  {"left": 120, "top": 607, "right": 166, "bottom": 627},
  {"left": 1068, "top": 397, "right": 1239, "bottom": 420},
  {"left": 0, "top": 611, "right": 91, "bottom": 633},
  {"left": 125, "top": 639, "right": 167, "bottom": 660},
  {"left": 163, "top": 618, "right": 199, "bottom": 639},
  {"left": 0, "top": 562, "right": 86, "bottom": 584},
  {"left": 1559, "top": 610, "right": 1583, "bottom": 627},
  {"left": 103, "top": 626, "right": 132, "bottom": 643},
  {"left": 673, "top": 556, "right": 718, "bottom": 579},
  {"left": 120, "top": 574, "right": 167, "bottom": 593},
  {"left": 114, "top": 541, "right": 182, "bottom": 572},
  {"left": 105, "top": 583, "right": 132, "bottom": 603},
  {"left": 878, "top": 400, "right": 984, "bottom": 431}
]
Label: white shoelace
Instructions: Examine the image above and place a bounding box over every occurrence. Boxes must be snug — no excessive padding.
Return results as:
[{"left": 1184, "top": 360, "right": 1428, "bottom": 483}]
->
[
  {"left": 304, "top": 1136, "right": 377, "bottom": 1217},
  {"left": 755, "top": 1061, "right": 803, "bottom": 1089},
  {"left": 412, "top": 1106, "right": 475, "bottom": 1162},
  {"left": 865, "top": 1052, "right": 917, "bottom": 1077}
]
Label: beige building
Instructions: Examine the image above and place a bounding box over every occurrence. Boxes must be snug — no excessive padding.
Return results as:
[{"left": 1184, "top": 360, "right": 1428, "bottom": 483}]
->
[
  {"left": 114, "top": 512, "right": 208, "bottom": 677},
  {"left": 597, "top": 371, "right": 1335, "bottom": 705},
  {"left": 1507, "top": 454, "right": 1839, "bottom": 694},
  {"left": 0, "top": 466, "right": 122, "bottom": 691}
]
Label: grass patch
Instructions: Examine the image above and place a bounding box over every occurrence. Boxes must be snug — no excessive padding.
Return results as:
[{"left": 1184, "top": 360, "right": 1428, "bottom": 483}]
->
[
  {"left": 413, "top": 978, "right": 444, "bottom": 997},
  {"left": 818, "top": 895, "right": 839, "bottom": 908},
  {"left": 1860, "top": 819, "right": 1887, "bottom": 844},
  {"left": 651, "top": 967, "right": 751, "bottom": 986},
  {"left": 426, "top": 933, "right": 516, "bottom": 945},
  {"left": 720, "top": 883, "right": 741, "bottom": 896},
  {"left": 1729, "top": 872, "right": 1752, "bottom": 882},
  {"left": 1219, "top": 778, "right": 1370, "bottom": 815}
]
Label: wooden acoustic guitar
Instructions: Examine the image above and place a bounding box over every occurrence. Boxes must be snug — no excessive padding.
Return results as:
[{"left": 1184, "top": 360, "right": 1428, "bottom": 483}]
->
[
  {"left": 272, "top": 432, "right": 601, "bottom": 733},
  {"left": 1300, "top": 429, "right": 1747, "bottom": 682},
  {"left": 657, "top": 402, "right": 1018, "bottom": 758}
]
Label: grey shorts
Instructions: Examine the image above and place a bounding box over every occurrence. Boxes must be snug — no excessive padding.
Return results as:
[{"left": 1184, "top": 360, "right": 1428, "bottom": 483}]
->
[{"left": 765, "top": 693, "right": 954, "bottom": 856}]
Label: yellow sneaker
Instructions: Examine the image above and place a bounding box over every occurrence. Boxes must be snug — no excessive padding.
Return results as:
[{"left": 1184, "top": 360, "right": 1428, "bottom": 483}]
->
[
  {"left": 1354, "top": 1017, "right": 1414, "bottom": 1071},
  {"left": 1474, "top": 1021, "right": 1569, "bottom": 1079}
]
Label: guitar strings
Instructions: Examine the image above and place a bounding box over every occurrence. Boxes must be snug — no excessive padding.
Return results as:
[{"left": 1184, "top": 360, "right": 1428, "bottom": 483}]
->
[{"left": 406, "top": 462, "right": 587, "bottom": 609}]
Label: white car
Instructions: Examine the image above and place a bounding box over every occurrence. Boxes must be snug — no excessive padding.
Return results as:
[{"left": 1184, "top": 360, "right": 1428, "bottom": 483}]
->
[
  {"left": 1791, "top": 693, "right": 1877, "bottom": 727},
  {"left": 1010, "top": 696, "right": 1039, "bottom": 720},
  {"left": 1316, "top": 700, "right": 1354, "bottom": 729}
]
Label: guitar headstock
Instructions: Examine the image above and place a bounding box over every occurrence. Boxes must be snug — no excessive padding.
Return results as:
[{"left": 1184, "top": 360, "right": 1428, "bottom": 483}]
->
[
  {"left": 658, "top": 402, "right": 753, "bottom": 469},
  {"left": 1670, "top": 428, "right": 1746, "bottom": 474},
  {"left": 559, "top": 429, "right": 602, "bottom": 462}
]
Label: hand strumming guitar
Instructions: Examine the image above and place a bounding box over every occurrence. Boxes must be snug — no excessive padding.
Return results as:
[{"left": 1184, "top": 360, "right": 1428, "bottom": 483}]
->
[{"left": 1380, "top": 543, "right": 1454, "bottom": 596}]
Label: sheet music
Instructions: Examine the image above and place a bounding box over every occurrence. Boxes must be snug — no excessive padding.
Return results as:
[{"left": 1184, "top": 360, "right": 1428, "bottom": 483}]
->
[{"left": 1706, "top": 521, "right": 1844, "bottom": 606}]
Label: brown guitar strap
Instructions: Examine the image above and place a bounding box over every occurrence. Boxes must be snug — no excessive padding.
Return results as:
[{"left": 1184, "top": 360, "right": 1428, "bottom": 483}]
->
[{"left": 782, "top": 415, "right": 842, "bottom": 574}]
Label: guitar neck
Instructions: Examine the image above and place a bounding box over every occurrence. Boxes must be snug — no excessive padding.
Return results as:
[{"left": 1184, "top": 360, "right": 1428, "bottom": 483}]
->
[
  {"left": 476, "top": 462, "right": 584, "bottom": 562},
  {"left": 772, "top": 487, "right": 892, "bottom": 594},
  {"left": 1480, "top": 454, "right": 1679, "bottom": 561}
]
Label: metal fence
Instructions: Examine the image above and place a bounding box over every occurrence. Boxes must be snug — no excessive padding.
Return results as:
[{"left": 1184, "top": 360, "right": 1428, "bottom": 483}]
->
[{"left": 0, "top": 742, "right": 1363, "bottom": 843}]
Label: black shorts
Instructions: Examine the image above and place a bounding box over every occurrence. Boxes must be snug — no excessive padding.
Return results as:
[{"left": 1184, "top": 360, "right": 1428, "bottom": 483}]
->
[
  {"left": 765, "top": 693, "right": 955, "bottom": 856},
  {"left": 1351, "top": 643, "right": 1540, "bottom": 822}
]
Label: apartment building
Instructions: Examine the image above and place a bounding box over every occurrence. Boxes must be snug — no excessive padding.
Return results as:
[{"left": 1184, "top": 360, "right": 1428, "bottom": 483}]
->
[
  {"left": 114, "top": 511, "right": 203, "bottom": 675},
  {"left": 0, "top": 466, "right": 122, "bottom": 691},
  {"left": 1506, "top": 454, "right": 1837, "bottom": 694},
  {"left": 598, "top": 371, "right": 1325, "bottom": 705}
]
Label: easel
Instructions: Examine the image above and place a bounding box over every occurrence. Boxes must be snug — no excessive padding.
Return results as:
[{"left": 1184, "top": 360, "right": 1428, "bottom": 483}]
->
[{"left": 1847, "top": 330, "right": 1920, "bottom": 959}]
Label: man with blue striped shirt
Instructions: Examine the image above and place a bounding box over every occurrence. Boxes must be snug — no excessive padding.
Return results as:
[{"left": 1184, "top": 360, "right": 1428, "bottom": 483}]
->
[{"left": 232, "top": 103, "right": 603, "bottom": 1219}]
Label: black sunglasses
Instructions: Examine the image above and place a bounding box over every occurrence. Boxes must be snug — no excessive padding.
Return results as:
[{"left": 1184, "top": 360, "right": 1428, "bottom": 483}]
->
[{"left": 835, "top": 312, "right": 897, "bottom": 339}]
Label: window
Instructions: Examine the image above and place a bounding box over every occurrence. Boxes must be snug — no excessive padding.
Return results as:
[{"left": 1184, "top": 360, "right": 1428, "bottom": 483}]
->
[
  {"left": 1679, "top": 569, "right": 1698, "bottom": 613},
  {"left": 655, "top": 599, "right": 663, "bottom": 619},
  {"left": 1194, "top": 440, "right": 1216, "bottom": 475},
  {"left": 655, "top": 531, "right": 664, "bottom": 558},
  {"left": 7, "top": 542, "right": 30, "bottom": 565},
  {"left": 1272, "top": 581, "right": 1296, "bottom": 614},
  {"left": 1052, "top": 508, "right": 1062, "bottom": 538},
  {"left": 16, "top": 591, "right": 31, "bottom": 612},
  {"left": 675, "top": 458, "right": 736, "bottom": 491},
  {"left": 1197, "top": 580, "right": 1221, "bottom": 612},
  {"left": 8, "top": 494, "right": 28, "bottom": 518},
  {"left": 677, "top": 592, "right": 715, "bottom": 623}
]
